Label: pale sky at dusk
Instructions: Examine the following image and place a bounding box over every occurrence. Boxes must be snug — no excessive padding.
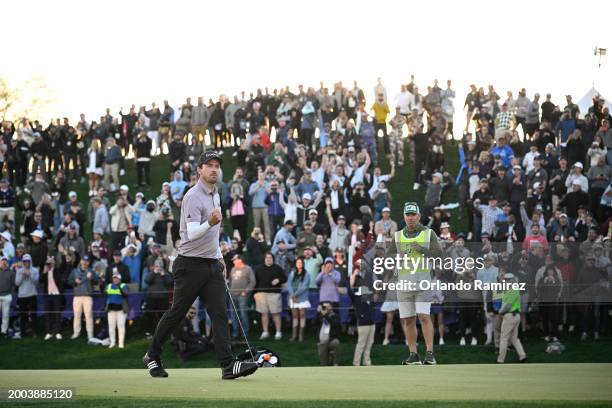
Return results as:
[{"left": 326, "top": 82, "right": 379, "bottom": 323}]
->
[{"left": 2, "top": 0, "right": 611, "bottom": 126}]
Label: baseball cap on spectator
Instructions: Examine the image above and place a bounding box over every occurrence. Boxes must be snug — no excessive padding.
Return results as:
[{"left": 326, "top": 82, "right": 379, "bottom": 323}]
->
[
  {"left": 302, "top": 193, "right": 312, "bottom": 201},
  {"left": 546, "top": 143, "right": 554, "bottom": 149},
  {"left": 513, "top": 165, "right": 522, "bottom": 170},
  {"left": 572, "top": 180, "right": 582, "bottom": 186},
  {"left": 113, "top": 250, "right": 122, "bottom": 257},
  {"left": 127, "top": 244, "right": 137, "bottom": 251},
  {"left": 162, "top": 182, "right": 170, "bottom": 187},
  {"left": 481, "top": 232, "right": 490, "bottom": 239},
  {"left": 82, "top": 255, "right": 90, "bottom": 262},
  {"left": 573, "top": 162, "right": 583, "bottom": 169},
  {"left": 382, "top": 207, "right": 391, "bottom": 213},
  {"left": 120, "top": 185, "right": 129, "bottom": 192},
  {"left": 309, "top": 209, "right": 318, "bottom": 215},
  {"left": 337, "top": 215, "right": 346, "bottom": 221},
  {"left": 0, "top": 231, "right": 11, "bottom": 241},
  {"left": 112, "top": 274, "right": 122, "bottom": 280},
  {"left": 533, "top": 182, "right": 541, "bottom": 189},
  {"left": 30, "top": 230, "right": 44, "bottom": 239},
  {"left": 403, "top": 202, "right": 420, "bottom": 215},
  {"left": 348, "top": 146, "right": 356, "bottom": 152},
  {"left": 456, "top": 232, "right": 466, "bottom": 239},
  {"left": 503, "top": 273, "right": 516, "bottom": 280},
  {"left": 324, "top": 257, "right": 334, "bottom": 264},
  {"left": 440, "top": 222, "right": 450, "bottom": 229},
  {"left": 467, "top": 140, "right": 476, "bottom": 145},
  {"left": 284, "top": 219, "right": 294, "bottom": 225},
  {"left": 198, "top": 150, "right": 223, "bottom": 166},
  {"left": 68, "top": 191, "right": 77, "bottom": 198},
  {"left": 22, "top": 254, "right": 32, "bottom": 262},
  {"left": 68, "top": 223, "right": 78, "bottom": 230},
  {"left": 432, "top": 172, "right": 443, "bottom": 179},
  {"left": 560, "top": 213, "right": 568, "bottom": 219},
  {"left": 16, "top": 243, "right": 25, "bottom": 249},
  {"left": 0, "top": 256, "right": 8, "bottom": 262},
  {"left": 136, "top": 192, "right": 144, "bottom": 199}
]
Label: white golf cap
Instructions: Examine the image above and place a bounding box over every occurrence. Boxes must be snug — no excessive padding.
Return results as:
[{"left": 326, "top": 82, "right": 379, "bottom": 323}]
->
[
  {"left": 30, "top": 230, "right": 44, "bottom": 239},
  {"left": 0, "top": 231, "right": 11, "bottom": 241},
  {"left": 440, "top": 222, "right": 450, "bottom": 229},
  {"left": 309, "top": 209, "right": 318, "bottom": 215},
  {"left": 382, "top": 207, "right": 391, "bottom": 213},
  {"left": 68, "top": 191, "right": 77, "bottom": 197},
  {"left": 573, "top": 162, "right": 583, "bottom": 168},
  {"left": 136, "top": 192, "right": 144, "bottom": 198},
  {"left": 572, "top": 179, "right": 582, "bottom": 186},
  {"left": 432, "top": 172, "right": 443, "bottom": 179},
  {"left": 120, "top": 184, "right": 129, "bottom": 191},
  {"left": 533, "top": 182, "right": 541, "bottom": 189},
  {"left": 302, "top": 193, "right": 312, "bottom": 200}
]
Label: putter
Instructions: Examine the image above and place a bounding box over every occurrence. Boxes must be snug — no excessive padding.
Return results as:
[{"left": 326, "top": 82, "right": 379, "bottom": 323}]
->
[{"left": 224, "top": 279, "right": 256, "bottom": 362}]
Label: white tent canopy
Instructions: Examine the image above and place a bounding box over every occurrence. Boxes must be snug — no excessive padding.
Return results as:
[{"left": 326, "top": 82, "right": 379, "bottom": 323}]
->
[{"left": 577, "top": 87, "right": 612, "bottom": 117}]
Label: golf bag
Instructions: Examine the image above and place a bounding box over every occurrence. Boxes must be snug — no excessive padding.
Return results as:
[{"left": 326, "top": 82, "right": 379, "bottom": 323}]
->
[{"left": 236, "top": 346, "right": 281, "bottom": 367}]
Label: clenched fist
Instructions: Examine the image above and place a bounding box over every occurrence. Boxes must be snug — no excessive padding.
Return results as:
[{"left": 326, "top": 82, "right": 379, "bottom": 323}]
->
[{"left": 208, "top": 208, "right": 222, "bottom": 226}]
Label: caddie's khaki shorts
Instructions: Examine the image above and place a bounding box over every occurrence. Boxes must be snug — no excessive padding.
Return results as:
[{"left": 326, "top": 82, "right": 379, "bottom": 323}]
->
[{"left": 398, "top": 291, "right": 432, "bottom": 318}]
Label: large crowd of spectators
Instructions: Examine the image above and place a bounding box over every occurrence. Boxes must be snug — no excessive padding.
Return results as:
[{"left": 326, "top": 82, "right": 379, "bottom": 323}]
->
[{"left": 0, "top": 77, "right": 610, "bottom": 364}]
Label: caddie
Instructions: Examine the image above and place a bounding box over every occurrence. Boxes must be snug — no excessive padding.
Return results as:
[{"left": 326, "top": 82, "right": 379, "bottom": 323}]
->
[{"left": 386, "top": 201, "right": 444, "bottom": 365}]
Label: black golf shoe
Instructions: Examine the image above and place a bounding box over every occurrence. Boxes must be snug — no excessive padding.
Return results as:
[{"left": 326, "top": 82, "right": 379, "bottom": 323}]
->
[
  {"left": 143, "top": 353, "right": 168, "bottom": 378},
  {"left": 222, "top": 359, "right": 258, "bottom": 380}
]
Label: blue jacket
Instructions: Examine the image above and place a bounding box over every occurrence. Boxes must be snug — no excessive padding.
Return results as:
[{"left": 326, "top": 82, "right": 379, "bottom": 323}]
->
[
  {"left": 265, "top": 192, "right": 284, "bottom": 217},
  {"left": 68, "top": 266, "right": 99, "bottom": 296},
  {"left": 491, "top": 145, "right": 514, "bottom": 169},
  {"left": 122, "top": 255, "right": 141, "bottom": 287},
  {"left": 287, "top": 271, "right": 310, "bottom": 303}
]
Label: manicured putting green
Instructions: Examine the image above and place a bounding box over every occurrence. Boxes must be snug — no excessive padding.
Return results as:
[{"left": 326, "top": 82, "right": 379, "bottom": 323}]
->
[{"left": 1, "top": 364, "right": 610, "bottom": 406}]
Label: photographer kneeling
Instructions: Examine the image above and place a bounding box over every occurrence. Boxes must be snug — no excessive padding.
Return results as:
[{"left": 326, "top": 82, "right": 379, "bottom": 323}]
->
[
  {"left": 172, "top": 306, "right": 210, "bottom": 361},
  {"left": 315, "top": 301, "right": 341, "bottom": 366}
]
